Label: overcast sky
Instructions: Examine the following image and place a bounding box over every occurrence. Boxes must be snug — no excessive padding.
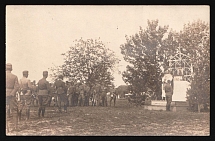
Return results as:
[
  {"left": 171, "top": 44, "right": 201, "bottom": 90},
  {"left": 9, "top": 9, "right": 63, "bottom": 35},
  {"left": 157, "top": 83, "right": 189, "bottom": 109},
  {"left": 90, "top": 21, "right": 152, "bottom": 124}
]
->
[{"left": 6, "top": 5, "right": 209, "bottom": 86}]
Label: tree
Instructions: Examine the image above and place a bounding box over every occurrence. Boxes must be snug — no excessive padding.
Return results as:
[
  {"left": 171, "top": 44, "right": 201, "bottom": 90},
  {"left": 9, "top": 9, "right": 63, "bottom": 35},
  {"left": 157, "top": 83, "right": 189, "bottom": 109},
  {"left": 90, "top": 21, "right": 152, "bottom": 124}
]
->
[
  {"left": 177, "top": 20, "right": 210, "bottom": 112},
  {"left": 120, "top": 20, "right": 169, "bottom": 98},
  {"left": 49, "top": 38, "right": 119, "bottom": 90}
]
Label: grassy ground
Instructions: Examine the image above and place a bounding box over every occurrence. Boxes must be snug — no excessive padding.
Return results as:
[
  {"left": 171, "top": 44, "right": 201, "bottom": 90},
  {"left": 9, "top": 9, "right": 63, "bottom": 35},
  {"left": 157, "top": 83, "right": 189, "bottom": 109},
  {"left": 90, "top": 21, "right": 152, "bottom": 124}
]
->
[{"left": 6, "top": 99, "right": 210, "bottom": 136}]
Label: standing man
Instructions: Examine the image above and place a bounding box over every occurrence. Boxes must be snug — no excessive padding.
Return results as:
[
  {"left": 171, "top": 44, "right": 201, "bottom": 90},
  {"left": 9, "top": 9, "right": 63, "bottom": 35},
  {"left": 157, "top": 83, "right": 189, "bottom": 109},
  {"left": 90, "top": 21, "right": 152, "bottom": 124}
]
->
[
  {"left": 101, "top": 82, "right": 107, "bottom": 107},
  {"left": 37, "top": 71, "right": 51, "bottom": 118},
  {"left": 53, "top": 75, "right": 68, "bottom": 113},
  {"left": 110, "top": 91, "right": 117, "bottom": 107},
  {"left": 31, "top": 81, "right": 38, "bottom": 107},
  {"left": 77, "top": 82, "right": 85, "bottom": 106},
  {"left": 83, "top": 82, "right": 90, "bottom": 106},
  {"left": 164, "top": 80, "right": 173, "bottom": 111},
  {"left": 19, "top": 71, "right": 33, "bottom": 120},
  {"left": 67, "top": 82, "right": 76, "bottom": 107},
  {"left": 6, "top": 63, "right": 19, "bottom": 131},
  {"left": 95, "top": 83, "right": 101, "bottom": 106},
  {"left": 73, "top": 82, "right": 79, "bottom": 106}
]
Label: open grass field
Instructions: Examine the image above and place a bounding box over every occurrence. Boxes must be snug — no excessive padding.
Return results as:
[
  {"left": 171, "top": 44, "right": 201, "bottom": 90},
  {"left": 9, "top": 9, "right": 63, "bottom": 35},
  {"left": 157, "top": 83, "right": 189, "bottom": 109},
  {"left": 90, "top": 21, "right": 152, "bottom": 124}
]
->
[{"left": 6, "top": 99, "right": 210, "bottom": 136}]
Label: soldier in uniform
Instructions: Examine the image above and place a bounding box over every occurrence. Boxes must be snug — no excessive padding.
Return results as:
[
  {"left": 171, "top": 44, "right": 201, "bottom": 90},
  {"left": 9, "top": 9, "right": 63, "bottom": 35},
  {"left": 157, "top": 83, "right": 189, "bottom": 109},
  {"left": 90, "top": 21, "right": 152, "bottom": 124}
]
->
[
  {"left": 67, "top": 82, "right": 76, "bottom": 107},
  {"left": 37, "top": 71, "right": 51, "bottom": 118},
  {"left": 19, "top": 71, "right": 33, "bottom": 120},
  {"left": 82, "top": 82, "right": 90, "bottom": 106},
  {"left": 53, "top": 75, "right": 68, "bottom": 113},
  {"left": 110, "top": 90, "right": 117, "bottom": 107},
  {"left": 77, "top": 82, "right": 85, "bottom": 106},
  {"left": 94, "top": 83, "right": 101, "bottom": 106},
  {"left": 6, "top": 63, "right": 19, "bottom": 131},
  {"left": 101, "top": 83, "right": 107, "bottom": 107},
  {"left": 164, "top": 80, "right": 173, "bottom": 111},
  {"left": 31, "top": 81, "right": 38, "bottom": 107}
]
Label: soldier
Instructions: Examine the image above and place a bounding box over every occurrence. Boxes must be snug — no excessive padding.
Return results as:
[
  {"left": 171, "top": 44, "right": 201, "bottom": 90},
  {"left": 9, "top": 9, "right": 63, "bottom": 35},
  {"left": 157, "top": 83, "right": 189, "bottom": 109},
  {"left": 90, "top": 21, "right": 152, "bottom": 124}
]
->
[
  {"left": 6, "top": 63, "right": 19, "bottom": 132},
  {"left": 50, "top": 82, "right": 58, "bottom": 107},
  {"left": 91, "top": 88, "right": 97, "bottom": 106},
  {"left": 110, "top": 91, "right": 117, "bottom": 107},
  {"left": 19, "top": 71, "right": 33, "bottom": 120},
  {"left": 37, "top": 71, "right": 51, "bottom": 118},
  {"left": 164, "top": 80, "right": 173, "bottom": 111},
  {"left": 83, "top": 83, "right": 90, "bottom": 106},
  {"left": 101, "top": 83, "right": 107, "bottom": 107},
  {"left": 53, "top": 75, "right": 68, "bottom": 113},
  {"left": 94, "top": 83, "right": 101, "bottom": 106},
  {"left": 31, "top": 81, "right": 38, "bottom": 107},
  {"left": 67, "top": 82, "right": 76, "bottom": 107},
  {"left": 77, "top": 82, "right": 85, "bottom": 106}
]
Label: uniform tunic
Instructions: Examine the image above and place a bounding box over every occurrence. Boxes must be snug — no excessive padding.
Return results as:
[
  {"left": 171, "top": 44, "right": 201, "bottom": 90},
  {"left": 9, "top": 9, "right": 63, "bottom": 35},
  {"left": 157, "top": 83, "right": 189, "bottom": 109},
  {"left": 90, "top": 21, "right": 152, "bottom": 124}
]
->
[
  {"left": 164, "top": 83, "right": 173, "bottom": 111},
  {"left": 67, "top": 85, "right": 76, "bottom": 106},
  {"left": 37, "top": 78, "right": 51, "bottom": 107},
  {"left": 6, "top": 71, "right": 19, "bottom": 111},
  {"left": 53, "top": 79, "right": 68, "bottom": 111},
  {"left": 6, "top": 71, "right": 19, "bottom": 97},
  {"left": 6, "top": 71, "right": 19, "bottom": 131},
  {"left": 19, "top": 77, "right": 33, "bottom": 108}
]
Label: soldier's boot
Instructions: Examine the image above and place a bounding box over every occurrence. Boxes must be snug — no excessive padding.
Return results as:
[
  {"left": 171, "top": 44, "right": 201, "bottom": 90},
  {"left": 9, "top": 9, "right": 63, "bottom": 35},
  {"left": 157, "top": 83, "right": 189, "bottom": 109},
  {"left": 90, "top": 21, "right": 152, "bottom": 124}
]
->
[
  {"left": 38, "top": 107, "right": 42, "bottom": 118},
  {"left": 41, "top": 107, "right": 45, "bottom": 118}
]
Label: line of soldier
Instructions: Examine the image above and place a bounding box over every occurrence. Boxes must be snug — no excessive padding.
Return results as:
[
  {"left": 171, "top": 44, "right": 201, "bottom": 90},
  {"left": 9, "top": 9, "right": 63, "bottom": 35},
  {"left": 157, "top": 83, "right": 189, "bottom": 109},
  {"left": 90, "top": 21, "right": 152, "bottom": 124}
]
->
[{"left": 6, "top": 63, "right": 117, "bottom": 132}]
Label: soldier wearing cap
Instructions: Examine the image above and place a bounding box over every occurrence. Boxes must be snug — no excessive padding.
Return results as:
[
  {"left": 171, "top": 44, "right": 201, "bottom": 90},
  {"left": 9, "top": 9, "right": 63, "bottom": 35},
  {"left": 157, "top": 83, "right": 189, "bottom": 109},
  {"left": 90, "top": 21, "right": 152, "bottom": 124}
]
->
[
  {"left": 53, "top": 75, "right": 68, "bottom": 113},
  {"left": 19, "top": 70, "right": 33, "bottom": 120},
  {"left": 37, "top": 71, "right": 51, "bottom": 118},
  {"left": 6, "top": 63, "right": 19, "bottom": 131}
]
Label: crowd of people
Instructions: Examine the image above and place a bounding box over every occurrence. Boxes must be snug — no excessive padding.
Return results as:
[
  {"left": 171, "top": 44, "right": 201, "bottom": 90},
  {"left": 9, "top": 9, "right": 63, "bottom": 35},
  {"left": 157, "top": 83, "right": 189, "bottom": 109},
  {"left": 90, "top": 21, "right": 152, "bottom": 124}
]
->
[{"left": 6, "top": 63, "right": 117, "bottom": 132}]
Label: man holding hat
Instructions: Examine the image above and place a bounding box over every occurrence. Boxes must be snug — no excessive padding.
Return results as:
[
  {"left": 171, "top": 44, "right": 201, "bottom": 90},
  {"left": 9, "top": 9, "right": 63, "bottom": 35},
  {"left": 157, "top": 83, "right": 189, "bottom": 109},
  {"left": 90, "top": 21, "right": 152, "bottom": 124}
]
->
[
  {"left": 6, "top": 63, "right": 19, "bottom": 131},
  {"left": 37, "top": 71, "right": 51, "bottom": 118},
  {"left": 53, "top": 75, "right": 68, "bottom": 113},
  {"left": 19, "top": 70, "right": 33, "bottom": 120}
]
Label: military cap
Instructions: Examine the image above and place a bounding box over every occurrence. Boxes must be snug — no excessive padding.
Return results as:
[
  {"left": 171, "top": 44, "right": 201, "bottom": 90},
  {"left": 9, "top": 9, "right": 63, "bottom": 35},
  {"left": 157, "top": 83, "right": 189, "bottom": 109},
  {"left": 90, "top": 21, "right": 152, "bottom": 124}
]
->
[
  {"left": 23, "top": 70, "right": 29, "bottom": 75},
  {"left": 43, "top": 71, "right": 48, "bottom": 75},
  {"left": 6, "top": 63, "right": 12, "bottom": 70}
]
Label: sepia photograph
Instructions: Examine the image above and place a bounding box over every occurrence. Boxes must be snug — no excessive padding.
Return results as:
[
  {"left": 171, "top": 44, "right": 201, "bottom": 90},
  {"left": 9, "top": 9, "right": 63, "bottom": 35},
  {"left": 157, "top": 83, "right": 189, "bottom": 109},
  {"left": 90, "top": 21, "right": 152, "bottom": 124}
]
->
[{"left": 6, "top": 5, "right": 210, "bottom": 136}]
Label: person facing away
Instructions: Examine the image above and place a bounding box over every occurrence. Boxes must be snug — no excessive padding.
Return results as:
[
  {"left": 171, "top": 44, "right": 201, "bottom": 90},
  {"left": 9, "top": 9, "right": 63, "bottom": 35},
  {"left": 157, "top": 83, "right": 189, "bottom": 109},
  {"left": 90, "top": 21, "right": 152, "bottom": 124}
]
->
[
  {"left": 37, "top": 71, "right": 51, "bottom": 118},
  {"left": 164, "top": 80, "right": 173, "bottom": 111},
  {"left": 53, "top": 75, "right": 68, "bottom": 112},
  {"left": 19, "top": 70, "right": 33, "bottom": 120},
  {"left": 67, "top": 82, "right": 76, "bottom": 107},
  {"left": 31, "top": 80, "right": 38, "bottom": 107},
  {"left": 6, "top": 63, "right": 20, "bottom": 132}
]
